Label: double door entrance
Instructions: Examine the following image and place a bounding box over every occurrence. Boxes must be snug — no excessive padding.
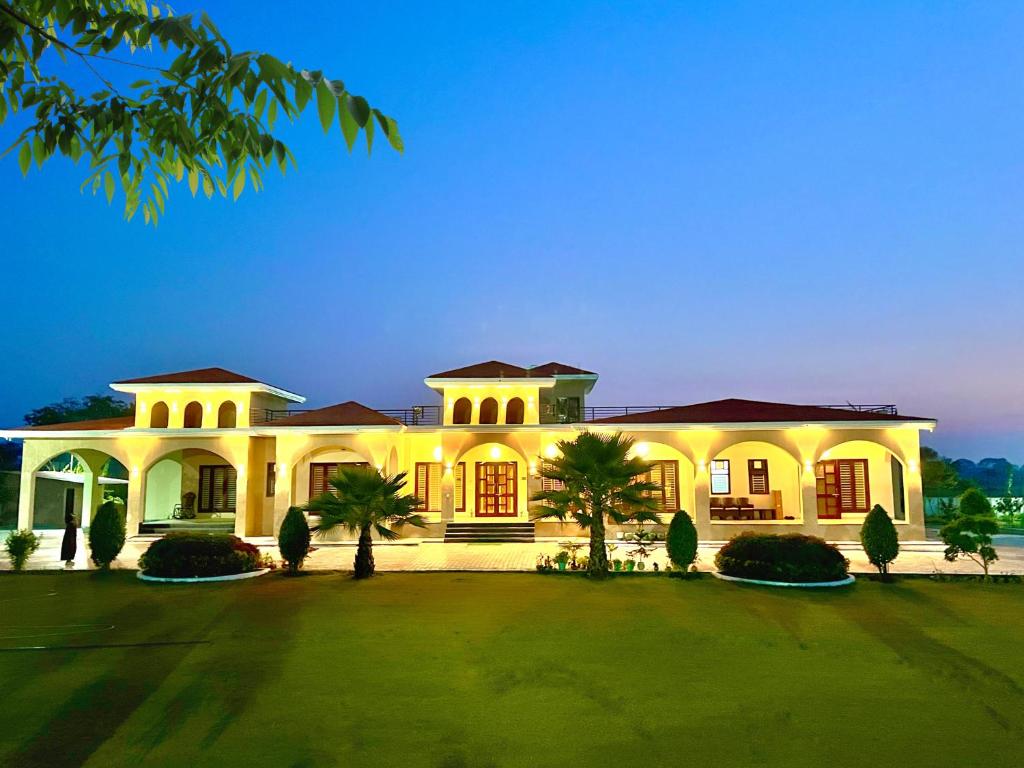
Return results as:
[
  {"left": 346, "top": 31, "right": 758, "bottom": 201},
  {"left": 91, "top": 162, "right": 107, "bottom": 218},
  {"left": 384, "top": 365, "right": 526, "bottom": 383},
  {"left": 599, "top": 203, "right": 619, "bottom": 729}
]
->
[{"left": 475, "top": 461, "right": 518, "bottom": 517}]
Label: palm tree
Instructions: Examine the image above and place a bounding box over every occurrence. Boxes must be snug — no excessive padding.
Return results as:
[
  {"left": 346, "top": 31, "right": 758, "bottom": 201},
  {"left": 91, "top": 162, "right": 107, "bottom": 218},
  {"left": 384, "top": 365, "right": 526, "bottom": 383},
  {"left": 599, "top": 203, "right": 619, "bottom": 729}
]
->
[
  {"left": 306, "top": 465, "right": 426, "bottom": 579},
  {"left": 532, "top": 431, "right": 661, "bottom": 577}
]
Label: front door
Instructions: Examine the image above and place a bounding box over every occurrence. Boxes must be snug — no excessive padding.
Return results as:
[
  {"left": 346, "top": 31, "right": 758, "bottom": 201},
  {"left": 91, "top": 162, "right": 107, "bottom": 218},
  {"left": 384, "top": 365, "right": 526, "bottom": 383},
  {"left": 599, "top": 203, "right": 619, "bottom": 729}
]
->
[
  {"left": 816, "top": 459, "right": 870, "bottom": 518},
  {"left": 475, "top": 462, "right": 518, "bottom": 517}
]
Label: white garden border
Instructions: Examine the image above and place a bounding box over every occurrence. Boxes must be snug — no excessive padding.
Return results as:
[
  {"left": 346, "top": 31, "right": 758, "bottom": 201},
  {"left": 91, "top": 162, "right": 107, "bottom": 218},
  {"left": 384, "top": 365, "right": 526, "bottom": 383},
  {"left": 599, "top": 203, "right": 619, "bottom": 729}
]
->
[
  {"left": 712, "top": 571, "right": 855, "bottom": 588},
  {"left": 137, "top": 568, "right": 270, "bottom": 584}
]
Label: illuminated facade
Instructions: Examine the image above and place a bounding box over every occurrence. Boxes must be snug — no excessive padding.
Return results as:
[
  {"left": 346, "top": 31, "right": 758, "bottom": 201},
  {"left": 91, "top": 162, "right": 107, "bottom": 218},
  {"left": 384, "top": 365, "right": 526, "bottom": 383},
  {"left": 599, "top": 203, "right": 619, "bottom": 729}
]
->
[{"left": 2, "top": 363, "right": 936, "bottom": 542}]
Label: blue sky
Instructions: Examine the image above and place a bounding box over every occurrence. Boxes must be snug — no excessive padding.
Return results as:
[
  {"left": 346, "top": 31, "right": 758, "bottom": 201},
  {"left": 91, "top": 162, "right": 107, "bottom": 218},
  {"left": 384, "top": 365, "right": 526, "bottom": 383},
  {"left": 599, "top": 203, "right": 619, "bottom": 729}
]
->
[{"left": 1, "top": 1, "right": 1023, "bottom": 461}]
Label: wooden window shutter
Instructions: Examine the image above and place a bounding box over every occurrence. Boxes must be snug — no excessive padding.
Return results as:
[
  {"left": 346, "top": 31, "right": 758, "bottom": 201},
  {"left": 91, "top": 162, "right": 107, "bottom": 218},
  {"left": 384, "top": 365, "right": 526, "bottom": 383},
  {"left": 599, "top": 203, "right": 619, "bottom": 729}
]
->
[
  {"left": 837, "top": 459, "right": 870, "bottom": 513},
  {"left": 661, "top": 460, "right": 678, "bottom": 511},
  {"left": 455, "top": 462, "right": 466, "bottom": 512},
  {"left": 540, "top": 461, "right": 565, "bottom": 493},
  {"left": 748, "top": 459, "right": 770, "bottom": 495},
  {"left": 199, "top": 466, "right": 213, "bottom": 512}
]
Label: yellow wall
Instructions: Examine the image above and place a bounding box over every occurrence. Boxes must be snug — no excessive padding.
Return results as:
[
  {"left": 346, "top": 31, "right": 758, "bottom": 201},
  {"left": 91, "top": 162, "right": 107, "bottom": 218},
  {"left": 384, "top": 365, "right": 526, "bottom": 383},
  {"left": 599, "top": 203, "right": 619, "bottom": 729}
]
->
[{"left": 439, "top": 384, "right": 544, "bottom": 425}]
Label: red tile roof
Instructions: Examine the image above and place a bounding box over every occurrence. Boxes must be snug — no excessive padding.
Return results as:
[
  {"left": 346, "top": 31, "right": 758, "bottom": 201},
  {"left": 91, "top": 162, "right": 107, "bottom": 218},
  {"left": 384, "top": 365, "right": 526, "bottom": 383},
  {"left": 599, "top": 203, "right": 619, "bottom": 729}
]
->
[
  {"left": 590, "top": 399, "right": 931, "bottom": 425},
  {"left": 266, "top": 401, "right": 402, "bottom": 427},
  {"left": 113, "top": 367, "right": 261, "bottom": 385},
  {"left": 11, "top": 416, "right": 135, "bottom": 432},
  {"left": 428, "top": 360, "right": 594, "bottom": 378}
]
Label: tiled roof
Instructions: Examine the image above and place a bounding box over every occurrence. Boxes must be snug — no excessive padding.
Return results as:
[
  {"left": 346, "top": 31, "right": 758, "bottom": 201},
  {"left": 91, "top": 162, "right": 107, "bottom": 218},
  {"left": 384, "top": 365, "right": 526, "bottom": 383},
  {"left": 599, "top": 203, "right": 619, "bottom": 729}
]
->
[
  {"left": 428, "top": 360, "right": 593, "bottom": 378},
  {"left": 590, "top": 399, "right": 932, "bottom": 425},
  {"left": 267, "top": 401, "right": 402, "bottom": 427},
  {"left": 10, "top": 416, "right": 135, "bottom": 432},
  {"left": 113, "top": 367, "right": 262, "bottom": 385}
]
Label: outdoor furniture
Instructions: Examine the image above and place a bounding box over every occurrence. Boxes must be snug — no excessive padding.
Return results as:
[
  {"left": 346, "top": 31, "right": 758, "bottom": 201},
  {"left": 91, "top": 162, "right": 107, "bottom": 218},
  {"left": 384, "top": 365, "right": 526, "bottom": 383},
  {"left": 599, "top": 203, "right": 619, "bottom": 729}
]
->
[{"left": 173, "top": 492, "right": 197, "bottom": 520}]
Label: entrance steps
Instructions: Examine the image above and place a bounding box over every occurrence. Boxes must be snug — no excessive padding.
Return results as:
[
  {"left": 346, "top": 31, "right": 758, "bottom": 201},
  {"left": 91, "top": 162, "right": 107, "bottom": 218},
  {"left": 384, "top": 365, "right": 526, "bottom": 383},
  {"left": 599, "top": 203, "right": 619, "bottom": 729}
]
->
[
  {"left": 444, "top": 522, "right": 535, "bottom": 543},
  {"left": 139, "top": 519, "right": 235, "bottom": 534}
]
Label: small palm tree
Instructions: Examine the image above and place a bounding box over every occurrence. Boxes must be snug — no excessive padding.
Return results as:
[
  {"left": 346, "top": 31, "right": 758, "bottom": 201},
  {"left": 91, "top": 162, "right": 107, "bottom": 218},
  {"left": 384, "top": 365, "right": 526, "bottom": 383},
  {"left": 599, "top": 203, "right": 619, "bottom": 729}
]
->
[
  {"left": 306, "top": 466, "right": 426, "bottom": 579},
  {"left": 532, "top": 431, "right": 661, "bottom": 577}
]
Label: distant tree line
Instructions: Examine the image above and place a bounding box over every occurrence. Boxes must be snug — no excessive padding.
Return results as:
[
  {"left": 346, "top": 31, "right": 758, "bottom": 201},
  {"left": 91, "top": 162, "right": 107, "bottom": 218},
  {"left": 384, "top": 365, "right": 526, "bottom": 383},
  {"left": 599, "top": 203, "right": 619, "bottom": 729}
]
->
[{"left": 922, "top": 447, "right": 1024, "bottom": 497}]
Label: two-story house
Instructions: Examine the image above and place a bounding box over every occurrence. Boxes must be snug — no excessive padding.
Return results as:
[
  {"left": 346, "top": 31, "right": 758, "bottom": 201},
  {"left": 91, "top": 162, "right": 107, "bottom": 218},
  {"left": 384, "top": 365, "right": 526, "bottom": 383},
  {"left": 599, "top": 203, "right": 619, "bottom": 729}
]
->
[{"left": 2, "top": 361, "right": 935, "bottom": 542}]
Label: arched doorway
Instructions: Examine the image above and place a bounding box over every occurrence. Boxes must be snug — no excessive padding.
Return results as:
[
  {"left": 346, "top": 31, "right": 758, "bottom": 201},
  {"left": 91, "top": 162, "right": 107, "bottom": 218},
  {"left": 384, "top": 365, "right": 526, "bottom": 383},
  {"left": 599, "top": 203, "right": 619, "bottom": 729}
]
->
[
  {"left": 479, "top": 398, "right": 498, "bottom": 424},
  {"left": 217, "top": 400, "right": 237, "bottom": 428},
  {"left": 453, "top": 442, "right": 529, "bottom": 519},
  {"left": 708, "top": 440, "right": 803, "bottom": 523},
  {"left": 506, "top": 397, "right": 525, "bottom": 424},
  {"left": 816, "top": 440, "right": 907, "bottom": 522},
  {"left": 150, "top": 401, "right": 169, "bottom": 428},
  {"left": 452, "top": 397, "right": 472, "bottom": 424},
  {"left": 27, "top": 448, "right": 129, "bottom": 530},
  {"left": 183, "top": 401, "right": 203, "bottom": 428},
  {"left": 141, "top": 448, "right": 236, "bottom": 532}
]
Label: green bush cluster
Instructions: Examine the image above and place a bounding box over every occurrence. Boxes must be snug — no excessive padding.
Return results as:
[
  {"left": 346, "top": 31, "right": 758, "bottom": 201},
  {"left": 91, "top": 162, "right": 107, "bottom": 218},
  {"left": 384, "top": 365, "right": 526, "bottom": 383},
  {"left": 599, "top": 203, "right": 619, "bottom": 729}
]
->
[
  {"left": 139, "top": 532, "right": 262, "bottom": 578},
  {"left": 860, "top": 505, "right": 899, "bottom": 575},
  {"left": 666, "top": 511, "right": 698, "bottom": 571},
  {"left": 278, "top": 506, "right": 312, "bottom": 574},
  {"left": 4, "top": 529, "right": 41, "bottom": 571},
  {"left": 715, "top": 532, "right": 849, "bottom": 583}
]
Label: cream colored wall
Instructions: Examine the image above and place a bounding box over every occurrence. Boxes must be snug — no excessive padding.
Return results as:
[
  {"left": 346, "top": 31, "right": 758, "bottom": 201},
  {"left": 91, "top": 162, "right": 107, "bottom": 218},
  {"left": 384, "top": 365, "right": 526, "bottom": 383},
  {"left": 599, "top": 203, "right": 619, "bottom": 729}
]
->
[
  {"left": 144, "top": 457, "right": 181, "bottom": 521},
  {"left": 134, "top": 387, "right": 256, "bottom": 429},
  {"left": 709, "top": 441, "right": 803, "bottom": 521}
]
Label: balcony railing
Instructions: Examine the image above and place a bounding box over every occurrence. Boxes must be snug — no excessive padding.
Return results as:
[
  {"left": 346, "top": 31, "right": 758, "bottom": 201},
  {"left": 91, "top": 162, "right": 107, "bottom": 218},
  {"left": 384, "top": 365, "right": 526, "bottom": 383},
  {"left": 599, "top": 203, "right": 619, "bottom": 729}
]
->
[{"left": 251, "top": 402, "right": 898, "bottom": 427}]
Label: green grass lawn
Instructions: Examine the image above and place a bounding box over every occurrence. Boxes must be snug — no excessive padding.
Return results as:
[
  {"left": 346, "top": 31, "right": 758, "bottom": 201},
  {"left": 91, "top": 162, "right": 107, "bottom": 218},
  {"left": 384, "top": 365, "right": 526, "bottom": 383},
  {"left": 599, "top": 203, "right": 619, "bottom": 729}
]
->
[{"left": 1, "top": 572, "right": 1023, "bottom": 768}]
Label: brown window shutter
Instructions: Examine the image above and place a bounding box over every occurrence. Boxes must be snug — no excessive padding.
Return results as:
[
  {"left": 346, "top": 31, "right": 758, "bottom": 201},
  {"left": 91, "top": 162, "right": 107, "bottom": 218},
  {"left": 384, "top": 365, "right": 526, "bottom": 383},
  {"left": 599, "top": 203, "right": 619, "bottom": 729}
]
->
[
  {"left": 455, "top": 462, "right": 466, "bottom": 512},
  {"left": 748, "top": 459, "right": 770, "bottom": 495}
]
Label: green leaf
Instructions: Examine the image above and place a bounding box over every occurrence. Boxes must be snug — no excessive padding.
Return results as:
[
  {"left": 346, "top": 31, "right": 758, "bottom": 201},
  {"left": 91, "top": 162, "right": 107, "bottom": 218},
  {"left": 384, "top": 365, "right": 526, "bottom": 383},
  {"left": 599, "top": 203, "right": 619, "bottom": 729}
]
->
[
  {"left": 202, "top": 171, "right": 214, "bottom": 198},
  {"left": 232, "top": 165, "right": 246, "bottom": 201},
  {"left": 315, "top": 81, "right": 335, "bottom": 133},
  {"left": 345, "top": 94, "right": 370, "bottom": 127},
  {"left": 253, "top": 89, "right": 267, "bottom": 119},
  {"left": 104, "top": 171, "right": 115, "bottom": 204},
  {"left": 267, "top": 98, "right": 278, "bottom": 129},
  {"left": 384, "top": 116, "right": 404, "bottom": 152},
  {"left": 294, "top": 77, "right": 312, "bottom": 112},
  {"left": 18, "top": 142, "right": 31, "bottom": 176},
  {"left": 187, "top": 169, "right": 199, "bottom": 197},
  {"left": 364, "top": 114, "right": 374, "bottom": 155},
  {"left": 339, "top": 97, "right": 358, "bottom": 151},
  {"left": 32, "top": 135, "right": 46, "bottom": 168}
]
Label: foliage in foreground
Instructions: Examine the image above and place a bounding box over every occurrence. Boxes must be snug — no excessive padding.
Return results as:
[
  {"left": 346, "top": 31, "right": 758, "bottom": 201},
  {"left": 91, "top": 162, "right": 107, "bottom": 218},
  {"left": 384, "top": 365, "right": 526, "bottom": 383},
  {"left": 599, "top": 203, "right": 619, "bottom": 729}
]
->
[
  {"left": 278, "top": 505, "right": 311, "bottom": 574},
  {"left": 715, "top": 532, "right": 849, "bottom": 584},
  {"left": 138, "top": 531, "right": 262, "bottom": 578},
  {"left": 306, "top": 466, "right": 425, "bottom": 579},
  {"left": 941, "top": 488, "right": 999, "bottom": 578},
  {"left": 1, "top": 1, "right": 401, "bottom": 224},
  {"left": 88, "top": 499, "right": 126, "bottom": 568},
  {"left": 666, "top": 510, "right": 698, "bottom": 572},
  {"left": 860, "top": 504, "right": 899, "bottom": 576},
  {"left": 532, "top": 431, "right": 660, "bottom": 577},
  {"left": 4, "top": 528, "right": 41, "bottom": 570}
]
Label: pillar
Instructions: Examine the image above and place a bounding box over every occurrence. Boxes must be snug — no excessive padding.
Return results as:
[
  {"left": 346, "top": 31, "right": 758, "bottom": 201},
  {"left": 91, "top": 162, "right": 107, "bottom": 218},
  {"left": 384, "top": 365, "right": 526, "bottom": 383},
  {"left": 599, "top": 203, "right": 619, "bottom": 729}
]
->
[
  {"left": 799, "top": 463, "right": 823, "bottom": 538},
  {"left": 17, "top": 465, "right": 35, "bottom": 530},
  {"left": 693, "top": 464, "right": 711, "bottom": 541},
  {"left": 125, "top": 470, "right": 143, "bottom": 536}
]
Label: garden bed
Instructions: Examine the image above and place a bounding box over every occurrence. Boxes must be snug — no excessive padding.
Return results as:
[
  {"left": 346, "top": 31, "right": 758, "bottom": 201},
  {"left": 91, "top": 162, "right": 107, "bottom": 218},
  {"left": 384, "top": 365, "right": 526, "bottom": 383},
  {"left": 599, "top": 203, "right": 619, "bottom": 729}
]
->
[
  {"left": 137, "top": 568, "right": 270, "bottom": 584},
  {"left": 712, "top": 571, "right": 855, "bottom": 588}
]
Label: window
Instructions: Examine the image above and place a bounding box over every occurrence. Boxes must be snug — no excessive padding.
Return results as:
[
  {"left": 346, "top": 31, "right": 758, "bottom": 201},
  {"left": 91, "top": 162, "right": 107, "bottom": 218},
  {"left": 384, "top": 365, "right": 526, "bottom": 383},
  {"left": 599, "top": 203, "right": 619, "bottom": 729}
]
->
[
  {"left": 747, "top": 459, "right": 770, "bottom": 495},
  {"left": 218, "top": 401, "right": 237, "bottom": 428},
  {"left": 199, "top": 465, "right": 237, "bottom": 513},
  {"left": 556, "top": 396, "right": 580, "bottom": 423},
  {"left": 710, "top": 459, "right": 730, "bottom": 495},
  {"left": 309, "top": 461, "right": 369, "bottom": 499},
  {"left": 454, "top": 462, "right": 466, "bottom": 512},
  {"left": 149, "top": 401, "right": 169, "bottom": 428},
  {"left": 506, "top": 397, "right": 525, "bottom": 424},
  {"left": 266, "top": 462, "right": 276, "bottom": 497},
  {"left": 476, "top": 462, "right": 517, "bottom": 516},
  {"left": 890, "top": 455, "right": 906, "bottom": 521},
  {"left": 414, "top": 462, "right": 444, "bottom": 512},
  {"left": 479, "top": 397, "right": 498, "bottom": 424},
  {"left": 816, "top": 459, "right": 870, "bottom": 518},
  {"left": 452, "top": 397, "right": 472, "bottom": 424},
  {"left": 540, "top": 461, "right": 565, "bottom": 493},
  {"left": 183, "top": 401, "right": 203, "bottom": 428},
  {"left": 639, "top": 460, "right": 679, "bottom": 512}
]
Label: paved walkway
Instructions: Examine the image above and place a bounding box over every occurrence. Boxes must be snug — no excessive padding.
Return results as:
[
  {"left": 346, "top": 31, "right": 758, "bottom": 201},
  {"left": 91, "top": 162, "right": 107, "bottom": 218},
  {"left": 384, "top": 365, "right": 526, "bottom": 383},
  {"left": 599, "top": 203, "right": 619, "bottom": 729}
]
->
[{"left": 4, "top": 530, "right": 1024, "bottom": 575}]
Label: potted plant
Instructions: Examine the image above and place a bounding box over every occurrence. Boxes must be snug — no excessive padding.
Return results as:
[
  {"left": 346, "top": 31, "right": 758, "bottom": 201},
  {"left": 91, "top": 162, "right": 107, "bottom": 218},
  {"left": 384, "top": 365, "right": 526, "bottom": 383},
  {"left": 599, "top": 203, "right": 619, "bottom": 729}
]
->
[
  {"left": 625, "top": 558, "right": 636, "bottom": 572},
  {"left": 612, "top": 558, "right": 623, "bottom": 571},
  {"left": 553, "top": 551, "right": 570, "bottom": 571}
]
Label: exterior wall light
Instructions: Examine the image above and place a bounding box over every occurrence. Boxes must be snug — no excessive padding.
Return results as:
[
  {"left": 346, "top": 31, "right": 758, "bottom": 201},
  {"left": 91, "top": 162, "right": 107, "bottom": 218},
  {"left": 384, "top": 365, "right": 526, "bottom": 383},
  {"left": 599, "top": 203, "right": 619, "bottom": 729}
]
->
[
  {"left": 490, "top": 446, "right": 501, "bottom": 459},
  {"left": 433, "top": 446, "right": 442, "bottom": 461},
  {"left": 529, "top": 461, "right": 537, "bottom": 475},
  {"left": 544, "top": 444, "right": 558, "bottom": 459},
  {"left": 634, "top": 442, "right": 649, "bottom": 457}
]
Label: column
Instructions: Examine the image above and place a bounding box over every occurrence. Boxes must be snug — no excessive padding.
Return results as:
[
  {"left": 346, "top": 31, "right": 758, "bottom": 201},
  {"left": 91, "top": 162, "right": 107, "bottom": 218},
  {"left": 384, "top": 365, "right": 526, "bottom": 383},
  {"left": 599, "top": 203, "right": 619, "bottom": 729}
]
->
[
  {"left": 125, "top": 470, "right": 143, "bottom": 536},
  {"left": 17, "top": 465, "right": 35, "bottom": 530},
  {"left": 799, "top": 463, "right": 823, "bottom": 538},
  {"left": 693, "top": 464, "right": 712, "bottom": 541}
]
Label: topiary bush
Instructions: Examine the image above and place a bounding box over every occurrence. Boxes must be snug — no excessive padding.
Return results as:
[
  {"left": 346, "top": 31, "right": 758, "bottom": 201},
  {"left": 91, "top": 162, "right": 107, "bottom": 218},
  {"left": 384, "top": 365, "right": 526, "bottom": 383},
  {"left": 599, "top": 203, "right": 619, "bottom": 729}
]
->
[
  {"left": 278, "top": 506, "right": 311, "bottom": 574},
  {"left": 860, "top": 504, "right": 899, "bottom": 577},
  {"left": 666, "top": 511, "right": 698, "bottom": 572},
  {"left": 88, "top": 500, "right": 126, "bottom": 568},
  {"left": 715, "top": 532, "right": 849, "bottom": 583},
  {"left": 958, "top": 487, "right": 993, "bottom": 517},
  {"left": 4, "top": 529, "right": 41, "bottom": 571},
  {"left": 139, "top": 532, "right": 262, "bottom": 578}
]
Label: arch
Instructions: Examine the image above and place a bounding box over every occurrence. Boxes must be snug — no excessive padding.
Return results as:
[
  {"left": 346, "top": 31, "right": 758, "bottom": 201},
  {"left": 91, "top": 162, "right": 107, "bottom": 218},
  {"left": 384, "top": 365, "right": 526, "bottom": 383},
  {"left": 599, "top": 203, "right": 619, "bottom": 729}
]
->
[
  {"left": 452, "top": 397, "right": 472, "bottom": 424},
  {"left": 505, "top": 397, "right": 525, "bottom": 424},
  {"left": 142, "top": 447, "right": 236, "bottom": 523},
  {"left": 217, "top": 400, "right": 237, "bottom": 428},
  {"left": 183, "top": 401, "right": 203, "bottom": 428},
  {"left": 28, "top": 447, "right": 129, "bottom": 530},
  {"left": 292, "top": 444, "right": 377, "bottom": 506},
  {"left": 479, "top": 397, "right": 498, "bottom": 424},
  {"left": 709, "top": 440, "right": 804, "bottom": 522},
  {"left": 150, "top": 401, "right": 169, "bottom": 428},
  {"left": 453, "top": 441, "right": 530, "bottom": 519},
  {"left": 816, "top": 439, "right": 907, "bottom": 521}
]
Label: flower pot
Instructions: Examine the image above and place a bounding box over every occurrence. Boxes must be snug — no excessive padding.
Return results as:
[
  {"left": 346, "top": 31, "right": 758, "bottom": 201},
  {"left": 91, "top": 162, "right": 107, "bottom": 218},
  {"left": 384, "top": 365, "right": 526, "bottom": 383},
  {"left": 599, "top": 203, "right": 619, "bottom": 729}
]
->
[
  {"left": 625, "top": 561, "right": 635, "bottom": 572},
  {"left": 558, "top": 562, "right": 567, "bottom": 571}
]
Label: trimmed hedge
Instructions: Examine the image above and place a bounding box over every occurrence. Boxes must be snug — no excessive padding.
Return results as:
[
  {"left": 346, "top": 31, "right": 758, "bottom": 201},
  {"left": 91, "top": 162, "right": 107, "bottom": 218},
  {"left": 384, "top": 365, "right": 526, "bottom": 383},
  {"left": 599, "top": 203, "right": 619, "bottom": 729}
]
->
[
  {"left": 138, "top": 532, "right": 262, "bottom": 578},
  {"left": 666, "top": 511, "right": 698, "bottom": 571},
  {"left": 715, "top": 532, "right": 849, "bottom": 583},
  {"left": 89, "top": 500, "right": 126, "bottom": 568}
]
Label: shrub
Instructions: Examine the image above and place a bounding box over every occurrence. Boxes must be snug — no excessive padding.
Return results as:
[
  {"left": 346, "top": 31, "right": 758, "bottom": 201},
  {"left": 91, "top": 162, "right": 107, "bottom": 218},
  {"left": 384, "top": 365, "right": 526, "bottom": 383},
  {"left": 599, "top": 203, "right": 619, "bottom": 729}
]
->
[
  {"left": 88, "top": 500, "right": 126, "bottom": 568},
  {"left": 278, "top": 506, "right": 311, "bottom": 574},
  {"left": 941, "top": 488, "right": 999, "bottom": 579},
  {"left": 958, "top": 487, "right": 993, "bottom": 518},
  {"left": 860, "top": 504, "right": 899, "bottom": 576},
  {"left": 715, "top": 532, "right": 849, "bottom": 583},
  {"left": 4, "top": 529, "right": 41, "bottom": 571},
  {"left": 666, "top": 511, "right": 698, "bottom": 571},
  {"left": 139, "top": 532, "right": 263, "bottom": 578}
]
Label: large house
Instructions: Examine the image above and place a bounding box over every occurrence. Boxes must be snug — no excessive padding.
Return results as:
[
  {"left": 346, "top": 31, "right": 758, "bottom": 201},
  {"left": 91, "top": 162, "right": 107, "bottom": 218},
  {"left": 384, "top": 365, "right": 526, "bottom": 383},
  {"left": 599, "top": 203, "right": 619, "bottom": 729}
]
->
[{"left": 1, "top": 362, "right": 935, "bottom": 542}]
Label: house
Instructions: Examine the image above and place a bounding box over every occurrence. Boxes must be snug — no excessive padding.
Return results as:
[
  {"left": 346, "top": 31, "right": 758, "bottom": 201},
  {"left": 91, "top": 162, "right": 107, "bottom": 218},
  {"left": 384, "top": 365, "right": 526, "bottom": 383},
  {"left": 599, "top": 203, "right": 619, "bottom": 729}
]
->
[{"left": 0, "top": 363, "right": 935, "bottom": 541}]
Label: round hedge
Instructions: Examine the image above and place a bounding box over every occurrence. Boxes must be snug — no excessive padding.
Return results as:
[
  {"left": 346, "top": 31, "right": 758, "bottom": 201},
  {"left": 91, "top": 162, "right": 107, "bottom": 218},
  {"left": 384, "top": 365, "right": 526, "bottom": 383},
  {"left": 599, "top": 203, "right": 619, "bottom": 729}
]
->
[
  {"left": 138, "top": 532, "right": 261, "bottom": 578},
  {"left": 714, "top": 532, "right": 848, "bottom": 583},
  {"left": 89, "top": 500, "right": 126, "bottom": 568},
  {"left": 666, "top": 511, "right": 698, "bottom": 571}
]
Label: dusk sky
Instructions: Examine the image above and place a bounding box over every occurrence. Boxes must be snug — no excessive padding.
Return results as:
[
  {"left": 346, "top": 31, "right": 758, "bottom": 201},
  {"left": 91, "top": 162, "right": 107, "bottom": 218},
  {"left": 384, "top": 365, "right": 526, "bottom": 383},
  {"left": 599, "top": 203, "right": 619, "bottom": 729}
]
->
[{"left": 1, "top": 1, "right": 1022, "bottom": 461}]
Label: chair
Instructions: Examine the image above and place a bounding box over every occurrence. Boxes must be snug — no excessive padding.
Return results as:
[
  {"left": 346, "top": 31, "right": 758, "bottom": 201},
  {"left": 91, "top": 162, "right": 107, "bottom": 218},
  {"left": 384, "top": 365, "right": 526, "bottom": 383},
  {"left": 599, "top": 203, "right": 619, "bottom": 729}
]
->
[
  {"left": 721, "top": 496, "right": 736, "bottom": 509},
  {"left": 173, "top": 492, "right": 197, "bottom": 520}
]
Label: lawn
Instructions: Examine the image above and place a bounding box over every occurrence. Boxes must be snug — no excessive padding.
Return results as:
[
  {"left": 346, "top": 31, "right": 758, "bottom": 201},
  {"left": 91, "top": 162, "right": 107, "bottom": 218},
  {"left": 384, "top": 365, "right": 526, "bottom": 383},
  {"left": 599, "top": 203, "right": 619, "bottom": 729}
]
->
[{"left": 1, "top": 572, "right": 1022, "bottom": 768}]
